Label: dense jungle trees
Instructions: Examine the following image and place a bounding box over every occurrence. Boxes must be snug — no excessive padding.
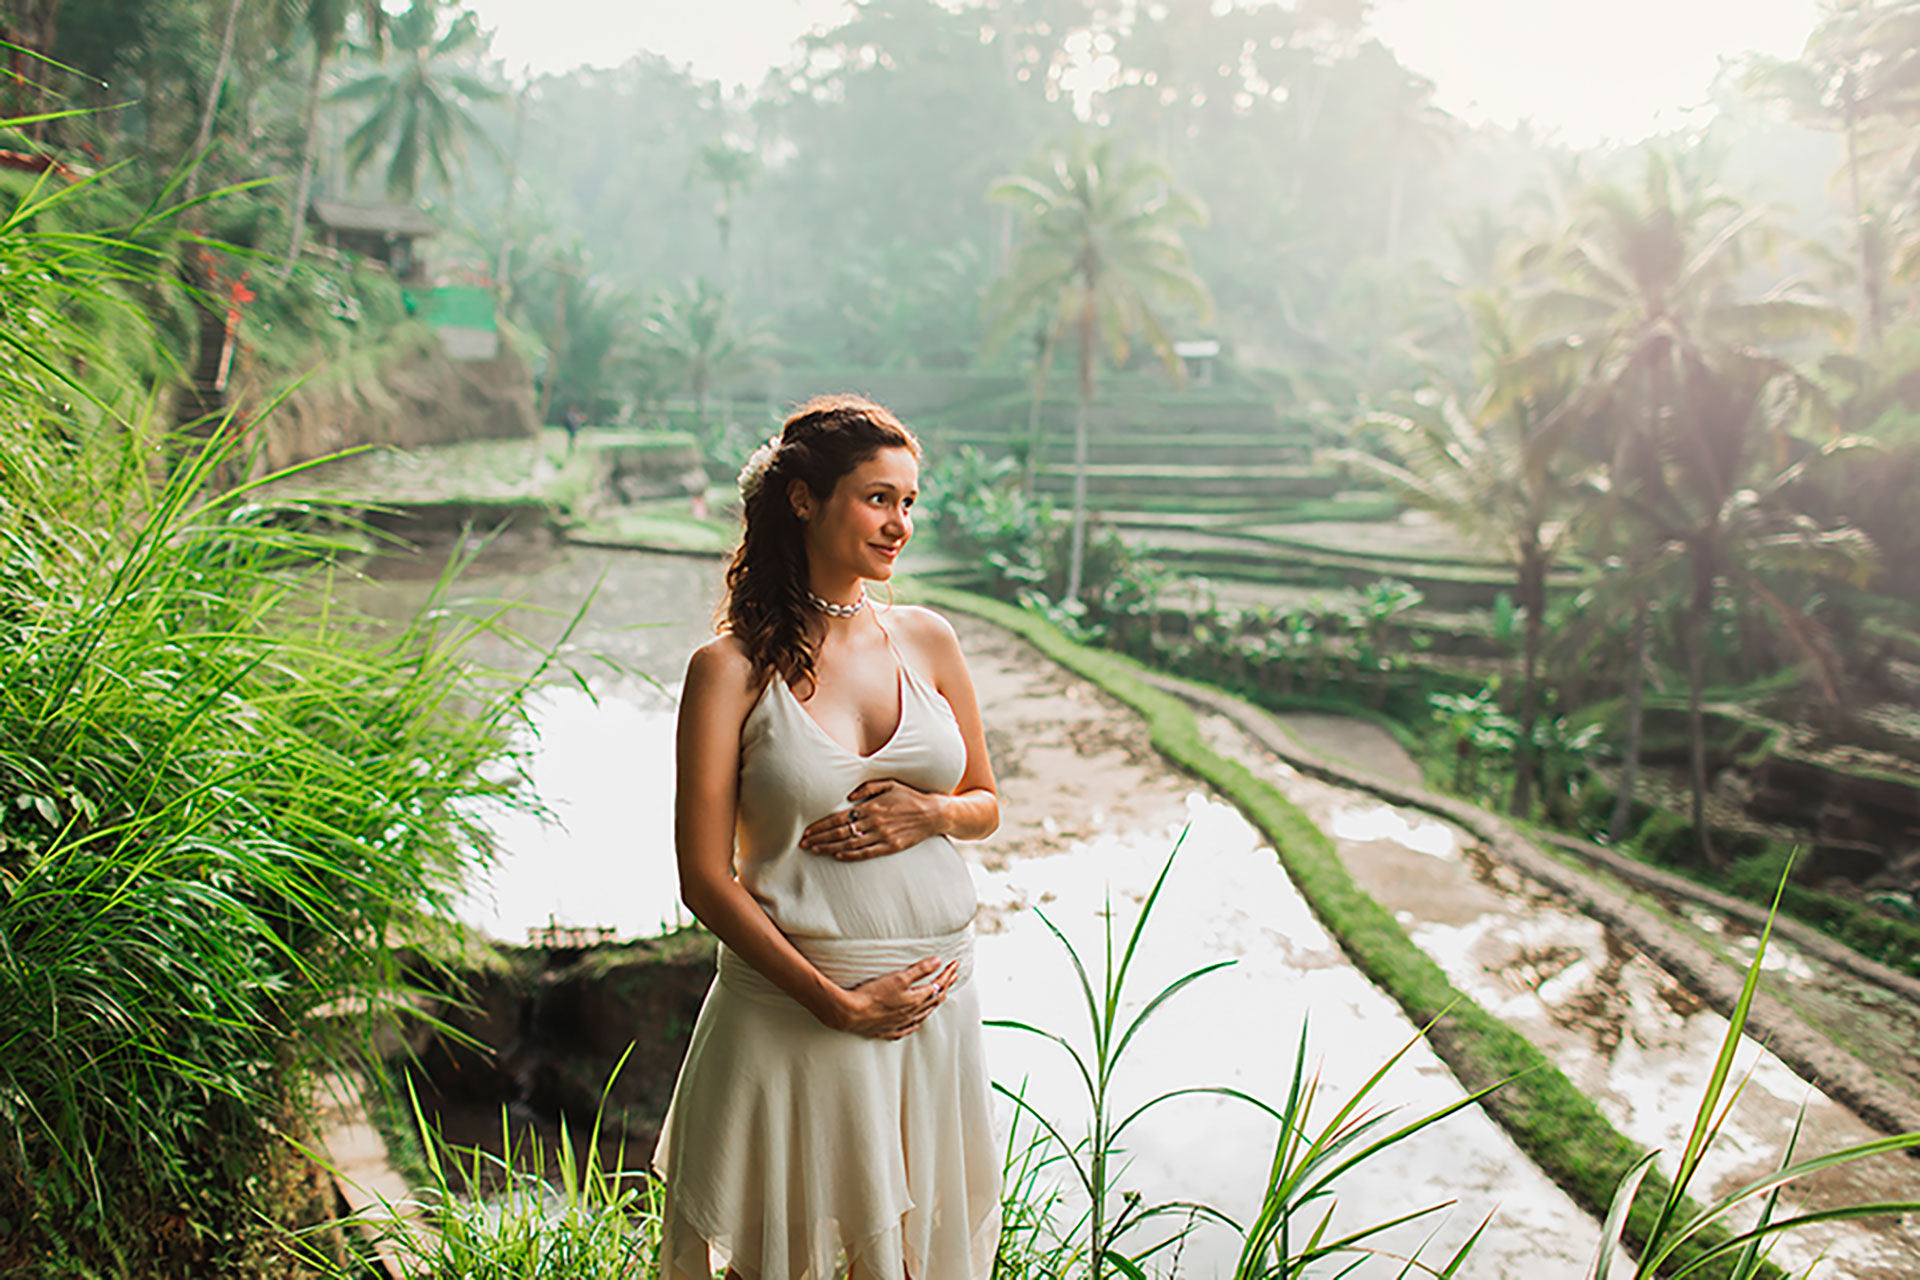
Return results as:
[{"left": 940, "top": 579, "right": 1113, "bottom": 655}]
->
[{"left": 7, "top": 0, "right": 1920, "bottom": 860}]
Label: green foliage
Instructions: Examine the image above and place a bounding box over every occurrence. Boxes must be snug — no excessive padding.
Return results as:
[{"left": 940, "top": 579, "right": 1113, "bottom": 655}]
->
[
  {"left": 920, "top": 443, "right": 1156, "bottom": 625},
  {"left": 331, "top": 0, "right": 502, "bottom": 201},
  {"left": 1587, "top": 859, "right": 1920, "bottom": 1279},
  {"left": 637, "top": 277, "right": 777, "bottom": 427},
  {"left": 0, "top": 160, "right": 540, "bottom": 1274},
  {"left": 1428, "top": 688, "right": 1519, "bottom": 795},
  {"left": 350, "top": 1063, "right": 661, "bottom": 1279},
  {"left": 922, "top": 445, "right": 1050, "bottom": 594},
  {"left": 991, "top": 838, "right": 1490, "bottom": 1280}
]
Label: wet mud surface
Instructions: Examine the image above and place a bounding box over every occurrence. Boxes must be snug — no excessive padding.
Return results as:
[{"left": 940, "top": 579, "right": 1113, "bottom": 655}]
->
[{"left": 1197, "top": 713, "right": 1920, "bottom": 1280}]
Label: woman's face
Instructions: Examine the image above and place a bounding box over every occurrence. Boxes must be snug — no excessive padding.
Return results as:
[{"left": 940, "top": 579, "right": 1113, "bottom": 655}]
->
[{"left": 794, "top": 445, "right": 918, "bottom": 584}]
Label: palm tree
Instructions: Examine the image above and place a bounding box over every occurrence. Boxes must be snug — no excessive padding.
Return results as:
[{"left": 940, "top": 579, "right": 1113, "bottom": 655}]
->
[
  {"left": 278, "top": 0, "right": 384, "bottom": 275},
  {"left": 330, "top": 0, "right": 499, "bottom": 202},
  {"left": 1345, "top": 291, "right": 1592, "bottom": 817},
  {"left": 1527, "top": 150, "right": 1845, "bottom": 860},
  {"left": 987, "top": 134, "right": 1212, "bottom": 603},
  {"left": 1624, "top": 351, "right": 1876, "bottom": 865},
  {"left": 1742, "top": 1, "right": 1920, "bottom": 346},
  {"left": 640, "top": 278, "right": 777, "bottom": 423},
  {"left": 691, "top": 138, "right": 756, "bottom": 259}
]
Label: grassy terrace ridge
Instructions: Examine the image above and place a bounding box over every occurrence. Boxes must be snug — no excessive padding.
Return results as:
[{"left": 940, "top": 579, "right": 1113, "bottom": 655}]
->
[
  {"left": 1106, "top": 495, "right": 1402, "bottom": 528},
  {"left": 1030, "top": 461, "right": 1335, "bottom": 478},
  {"left": 910, "top": 582, "right": 1781, "bottom": 1280},
  {"left": 567, "top": 502, "right": 736, "bottom": 556}
]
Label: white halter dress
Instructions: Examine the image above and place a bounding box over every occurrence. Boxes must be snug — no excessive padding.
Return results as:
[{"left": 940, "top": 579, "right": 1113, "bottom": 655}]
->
[{"left": 652, "top": 627, "right": 1001, "bottom": 1280}]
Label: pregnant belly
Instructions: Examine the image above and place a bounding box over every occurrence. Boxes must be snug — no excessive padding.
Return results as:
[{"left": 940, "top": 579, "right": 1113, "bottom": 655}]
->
[{"left": 752, "top": 835, "right": 978, "bottom": 941}]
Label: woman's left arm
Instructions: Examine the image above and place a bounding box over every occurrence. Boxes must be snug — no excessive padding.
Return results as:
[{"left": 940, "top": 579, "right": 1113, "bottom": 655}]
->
[{"left": 799, "top": 609, "right": 998, "bottom": 860}]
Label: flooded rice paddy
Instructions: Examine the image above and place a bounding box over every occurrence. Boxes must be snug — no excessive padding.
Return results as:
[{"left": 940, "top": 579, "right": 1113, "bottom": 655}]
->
[
  {"left": 1199, "top": 714, "right": 1920, "bottom": 1279},
  {"left": 352, "top": 540, "right": 1920, "bottom": 1277}
]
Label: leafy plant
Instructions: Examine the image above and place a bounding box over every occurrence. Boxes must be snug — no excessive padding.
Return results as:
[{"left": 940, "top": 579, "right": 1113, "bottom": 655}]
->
[
  {"left": 1428, "top": 688, "right": 1519, "bottom": 795},
  {"left": 0, "top": 157, "right": 547, "bottom": 1271},
  {"left": 989, "top": 836, "right": 1492, "bottom": 1280},
  {"left": 1588, "top": 858, "right": 1920, "bottom": 1279},
  {"left": 355, "top": 1057, "right": 661, "bottom": 1280}
]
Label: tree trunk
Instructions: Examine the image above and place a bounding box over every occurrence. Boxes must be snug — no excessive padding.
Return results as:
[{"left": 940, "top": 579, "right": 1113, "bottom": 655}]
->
[
  {"left": 1023, "top": 327, "right": 1053, "bottom": 497},
  {"left": 186, "top": 0, "right": 247, "bottom": 202},
  {"left": 1685, "top": 563, "right": 1720, "bottom": 867},
  {"left": 280, "top": 48, "right": 328, "bottom": 278},
  {"left": 495, "top": 80, "right": 529, "bottom": 304},
  {"left": 1065, "top": 297, "right": 1094, "bottom": 604},
  {"left": 1607, "top": 601, "right": 1649, "bottom": 844},
  {"left": 1844, "top": 89, "right": 1883, "bottom": 349},
  {"left": 1509, "top": 549, "right": 1545, "bottom": 817},
  {"left": 538, "top": 270, "right": 571, "bottom": 428}
]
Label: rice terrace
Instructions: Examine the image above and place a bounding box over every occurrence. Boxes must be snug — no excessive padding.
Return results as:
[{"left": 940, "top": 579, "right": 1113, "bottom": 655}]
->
[{"left": 4, "top": 1, "right": 1920, "bottom": 1278}]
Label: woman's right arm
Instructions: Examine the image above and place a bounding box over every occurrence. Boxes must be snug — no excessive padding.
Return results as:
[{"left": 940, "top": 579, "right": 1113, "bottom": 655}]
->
[{"left": 675, "top": 640, "right": 956, "bottom": 1039}]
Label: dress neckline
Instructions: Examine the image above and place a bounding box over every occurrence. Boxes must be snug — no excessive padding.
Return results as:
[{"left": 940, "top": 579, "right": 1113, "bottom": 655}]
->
[{"left": 778, "top": 659, "right": 908, "bottom": 761}]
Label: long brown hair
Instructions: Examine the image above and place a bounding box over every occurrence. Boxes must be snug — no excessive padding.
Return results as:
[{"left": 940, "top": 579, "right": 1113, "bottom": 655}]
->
[{"left": 721, "top": 393, "right": 920, "bottom": 691}]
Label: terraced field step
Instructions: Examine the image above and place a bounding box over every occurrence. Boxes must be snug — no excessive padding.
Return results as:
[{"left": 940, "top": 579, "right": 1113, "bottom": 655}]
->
[
  {"left": 1072, "top": 492, "right": 1357, "bottom": 516},
  {"left": 1033, "top": 463, "right": 1343, "bottom": 500},
  {"left": 1106, "top": 495, "right": 1401, "bottom": 530},
  {"left": 1165, "top": 520, "right": 1510, "bottom": 570},
  {"left": 1128, "top": 526, "right": 1585, "bottom": 610},
  {"left": 941, "top": 433, "right": 1316, "bottom": 467}
]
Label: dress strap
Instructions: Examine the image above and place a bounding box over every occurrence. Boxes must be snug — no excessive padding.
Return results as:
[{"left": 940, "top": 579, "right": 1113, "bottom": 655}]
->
[
  {"left": 869, "top": 598, "right": 902, "bottom": 655},
  {"left": 869, "top": 602, "right": 921, "bottom": 690}
]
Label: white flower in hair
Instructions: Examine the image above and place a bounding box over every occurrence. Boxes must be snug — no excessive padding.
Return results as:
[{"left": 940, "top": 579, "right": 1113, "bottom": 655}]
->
[{"left": 736, "top": 434, "right": 784, "bottom": 502}]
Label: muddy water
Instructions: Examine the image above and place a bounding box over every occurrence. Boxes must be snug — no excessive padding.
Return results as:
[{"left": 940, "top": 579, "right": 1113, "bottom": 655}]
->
[
  {"left": 1198, "top": 714, "right": 1920, "bottom": 1280},
  {"left": 973, "top": 797, "right": 1608, "bottom": 1278}
]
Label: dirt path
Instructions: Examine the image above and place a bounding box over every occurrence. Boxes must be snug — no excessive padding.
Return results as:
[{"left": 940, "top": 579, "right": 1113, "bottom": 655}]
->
[{"left": 951, "top": 613, "right": 1198, "bottom": 866}]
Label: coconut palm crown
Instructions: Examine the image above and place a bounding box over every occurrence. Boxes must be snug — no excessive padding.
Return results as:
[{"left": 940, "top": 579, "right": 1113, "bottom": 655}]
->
[
  {"left": 987, "top": 133, "right": 1213, "bottom": 604},
  {"left": 331, "top": 0, "right": 501, "bottom": 202}
]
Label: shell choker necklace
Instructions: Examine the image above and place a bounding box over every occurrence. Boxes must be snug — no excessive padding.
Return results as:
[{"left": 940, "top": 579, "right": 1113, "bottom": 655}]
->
[{"left": 807, "top": 587, "right": 868, "bottom": 619}]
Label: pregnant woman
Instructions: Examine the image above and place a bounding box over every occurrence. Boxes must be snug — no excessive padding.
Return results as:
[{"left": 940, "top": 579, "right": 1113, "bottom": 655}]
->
[{"left": 653, "top": 394, "right": 1002, "bottom": 1280}]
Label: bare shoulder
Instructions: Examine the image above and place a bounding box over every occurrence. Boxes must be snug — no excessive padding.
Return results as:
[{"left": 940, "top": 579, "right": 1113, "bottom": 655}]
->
[
  {"left": 684, "top": 633, "right": 763, "bottom": 703},
  {"left": 882, "top": 603, "right": 962, "bottom": 653},
  {"left": 883, "top": 604, "right": 971, "bottom": 684}
]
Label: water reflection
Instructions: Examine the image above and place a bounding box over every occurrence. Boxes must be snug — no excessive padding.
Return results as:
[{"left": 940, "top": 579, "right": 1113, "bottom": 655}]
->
[
  {"left": 1327, "top": 803, "right": 1458, "bottom": 860},
  {"left": 1227, "top": 747, "right": 1920, "bottom": 1280},
  {"left": 461, "top": 679, "right": 689, "bottom": 940},
  {"left": 975, "top": 794, "right": 1603, "bottom": 1279}
]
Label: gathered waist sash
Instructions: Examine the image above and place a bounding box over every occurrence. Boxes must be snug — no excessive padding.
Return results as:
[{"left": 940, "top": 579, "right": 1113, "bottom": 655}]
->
[{"left": 717, "top": 925, "right": 975, "bottom": 1005}]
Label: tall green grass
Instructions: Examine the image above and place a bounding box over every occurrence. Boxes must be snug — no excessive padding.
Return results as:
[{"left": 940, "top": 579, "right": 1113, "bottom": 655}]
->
[
  {"left": 333, "top": 1053, "right": 661, "bottom": 1280},
  {"left": 0, "top": 133, "right": 545, "bottom": 1275}
]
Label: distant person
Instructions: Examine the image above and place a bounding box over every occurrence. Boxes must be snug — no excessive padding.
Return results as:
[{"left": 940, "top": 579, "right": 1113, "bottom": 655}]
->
[
  {"left": 653, "top": 394, "right": 1002, "bottom": 1280},
  {"left": 563, "top": 403, "right": 584, "bottom": 450}
]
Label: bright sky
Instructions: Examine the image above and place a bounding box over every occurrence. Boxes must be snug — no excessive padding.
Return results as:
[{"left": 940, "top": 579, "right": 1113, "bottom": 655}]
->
[{"left": 464, "top": 0, "right": 1825, "bottom": 148}]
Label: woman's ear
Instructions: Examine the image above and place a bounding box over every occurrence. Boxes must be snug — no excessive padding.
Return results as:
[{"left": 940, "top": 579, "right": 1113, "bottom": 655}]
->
[{"left": 787, "top": 476, "right": 812, "bottom": 523}]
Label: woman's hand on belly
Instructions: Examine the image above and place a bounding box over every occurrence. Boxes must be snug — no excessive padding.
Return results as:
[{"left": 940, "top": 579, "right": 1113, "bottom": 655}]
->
[
  {"left": 799, "top": 778, "right": 948, "bottom": 862},
  {"left": 830, "top": 956, "right": 961, "bottom": 1039}
]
